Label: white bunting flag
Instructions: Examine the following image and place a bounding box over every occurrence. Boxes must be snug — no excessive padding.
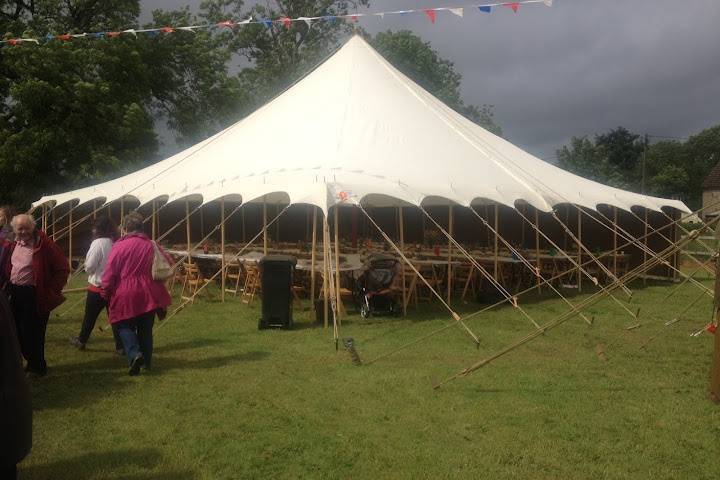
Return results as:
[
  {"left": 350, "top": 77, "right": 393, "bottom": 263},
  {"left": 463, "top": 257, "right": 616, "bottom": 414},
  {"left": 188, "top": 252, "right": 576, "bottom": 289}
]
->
[{"left": 449, "top": 8, "right": 464, "bottom": 17}]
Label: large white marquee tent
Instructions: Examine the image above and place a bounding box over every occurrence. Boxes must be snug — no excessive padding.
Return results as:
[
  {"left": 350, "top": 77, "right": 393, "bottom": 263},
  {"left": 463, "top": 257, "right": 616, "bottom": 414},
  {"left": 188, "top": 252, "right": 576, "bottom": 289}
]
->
[{"left": 32, "top": 35, "right": 689, "bottom": 216}]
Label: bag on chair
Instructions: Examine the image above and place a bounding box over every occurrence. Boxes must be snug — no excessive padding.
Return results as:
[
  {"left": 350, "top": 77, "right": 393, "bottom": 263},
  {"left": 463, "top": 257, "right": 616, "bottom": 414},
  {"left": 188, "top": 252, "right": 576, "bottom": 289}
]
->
[{"left": 151, "top": 241, "right": 174, "bottom": 281}]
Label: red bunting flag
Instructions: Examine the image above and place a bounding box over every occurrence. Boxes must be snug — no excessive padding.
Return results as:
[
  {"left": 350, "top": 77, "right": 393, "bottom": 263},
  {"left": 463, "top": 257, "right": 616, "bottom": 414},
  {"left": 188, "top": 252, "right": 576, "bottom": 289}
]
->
[
  {"left": 350, "top": 15, "right": 359, "bottom": 22},
  {"left": 281, "top": 17, "right": 291, "bottom": 29},
  {"left": 504, "top": 2, "right": 520, "bottom": 13},
  {"left": 8, "top": 38, "right": 19, "bottom": 46},
  {"left": 423, "top": 9, "right": 437, "bottom": 24},
  {"left": 160, "top": 26, "right": 174, "bottom": 34},
  {"left": 57, "top": 33, "right": 72, "bottom": 41},
  {"left": 217, "top": 20, "right": 234, "bottom": 29},
  {"left": 107, "top": 31, "right": 121, "bottom": 38}
]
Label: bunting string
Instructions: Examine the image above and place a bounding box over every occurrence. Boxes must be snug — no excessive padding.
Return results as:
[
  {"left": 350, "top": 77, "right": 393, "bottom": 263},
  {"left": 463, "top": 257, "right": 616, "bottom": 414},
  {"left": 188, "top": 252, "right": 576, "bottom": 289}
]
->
[{"left": 1, "top": 0, "right": 553, "bottom": 46}]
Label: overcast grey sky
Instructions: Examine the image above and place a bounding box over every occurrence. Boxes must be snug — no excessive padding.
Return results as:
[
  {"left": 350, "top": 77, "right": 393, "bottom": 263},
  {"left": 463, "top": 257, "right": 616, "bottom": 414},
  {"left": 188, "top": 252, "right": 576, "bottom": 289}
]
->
[{"left": 140, "top": 0, "right": 720, "bottom": 161}]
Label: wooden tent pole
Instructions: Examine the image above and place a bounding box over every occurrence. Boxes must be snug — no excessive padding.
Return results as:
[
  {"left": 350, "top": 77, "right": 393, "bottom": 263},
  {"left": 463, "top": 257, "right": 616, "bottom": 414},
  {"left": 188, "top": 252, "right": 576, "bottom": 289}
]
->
[
  {"left": 42, "top": 205, "right": 47, "bottom": 232},
  {"left": 120, "top": 198, "right": 125, "bottom": 225},
  {"left": 68, "top": 206, "right": 74, "bottom": 272},
  {"left": 711, "top": 252, "right": 720, "bottom": 403},
  {"left": 399, "top": 206, "right": 406, "bottom": 316},
  {"left": 494, "top": 204, "right": 499, "bottom": 280},
  {"left": 52, "top": 208, "right": 56, "bottom": 240},
  {"left": 577, "top": 206, "right": 582, "bottom": 293},
  {"left": 221, "top": 198, "right": 226, "bottom": 303},
  {"left": 673, "top": 210, "right": 679, "bottom": 281},
  {"left": 185, "top": 200, "right": 192, "bottom": 264},
  {"left": 447, "top": 204, "right": 453, "bottom": 304},
  {"left": 613, "top": 206, "right": 618, "bottom": 276},
  {"left": 535, "top": 209, "right": 541, "bottom": 292},
  {"left": 263, "top": 200, "right": 268, "bottom": 255},
  {"left": 200, "top": 207, "right": 205, "bottom": 240},
  {"left": 92, "top": 200, "right": 97, "bottom": 220},
  {"left": 323, "top": 213, "right": 329, "bottom": 329},
  {"left": 644, "top": 208, "right": 648, "bottom": 286},
  {"left": 311, "top": 207, "right": 317, "bottom": 307},
  {"left": 334, "top": 206, "right": 343, "bottom": 321}
]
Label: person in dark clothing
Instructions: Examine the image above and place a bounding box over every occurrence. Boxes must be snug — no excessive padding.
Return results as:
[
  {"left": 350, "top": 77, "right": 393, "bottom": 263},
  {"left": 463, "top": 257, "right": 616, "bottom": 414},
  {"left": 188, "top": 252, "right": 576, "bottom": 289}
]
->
[
  {"left": 1, "top": 214, "right": 69, "bottom": 377},
  {"left": 0, "top": 288, "right": 32, "bottom": 479}
]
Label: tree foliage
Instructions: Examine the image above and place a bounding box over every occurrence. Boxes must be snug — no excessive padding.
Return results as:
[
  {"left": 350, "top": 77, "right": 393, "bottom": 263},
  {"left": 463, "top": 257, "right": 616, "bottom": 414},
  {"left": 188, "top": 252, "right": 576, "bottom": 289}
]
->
[
  {"left": 0, "top": 1, "right": 244, "bottom": 207},
  {"left": 557, "top": 125, "right": 720, "bottom": 209}
]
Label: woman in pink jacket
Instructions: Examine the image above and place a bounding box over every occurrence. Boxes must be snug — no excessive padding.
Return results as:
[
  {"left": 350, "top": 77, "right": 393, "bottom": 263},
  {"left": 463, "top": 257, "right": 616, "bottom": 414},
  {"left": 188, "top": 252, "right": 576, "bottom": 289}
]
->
[{"left": 101, "top": 211, "right": 171, "bottom": 376}]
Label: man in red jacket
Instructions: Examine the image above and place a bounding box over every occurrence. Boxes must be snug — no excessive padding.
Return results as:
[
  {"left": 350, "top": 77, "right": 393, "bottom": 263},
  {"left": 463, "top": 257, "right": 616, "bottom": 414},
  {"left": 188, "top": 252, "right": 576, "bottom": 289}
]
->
[{"left": 1, "top": 214, "right": 69, "bottom": 377}]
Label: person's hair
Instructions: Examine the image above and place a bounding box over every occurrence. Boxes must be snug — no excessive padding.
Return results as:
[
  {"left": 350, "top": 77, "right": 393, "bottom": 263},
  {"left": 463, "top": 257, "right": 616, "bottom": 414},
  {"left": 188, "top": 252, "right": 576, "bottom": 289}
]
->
[
  {"left": 10, "top": 214, "right": 36, "bottom": 230},
  {"left": 0, "top": 205, "right": 16, "bottom": 223},
  {"left": 92, "top": 216, "right": 118, "bottom": 240},
  {"left": 121, "top": 211, "right": 144, "bottom": 234}
]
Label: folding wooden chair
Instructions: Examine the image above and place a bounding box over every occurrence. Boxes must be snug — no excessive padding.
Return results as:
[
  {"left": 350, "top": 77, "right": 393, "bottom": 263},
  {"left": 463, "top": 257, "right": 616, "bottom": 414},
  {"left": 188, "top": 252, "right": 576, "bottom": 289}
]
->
[
  {"left": 223, "top": 262, "right": 245, "bottom": 297},
  {"left": 240, "top": 263, "right": 260, "bottom": 304},
  {"left": 456, "top": 263, "right": 478, "bottom": 302},
  {"left": 402, "top": 266, "right": 419, "bottom": 310},
  {"left": 180, "top": 262, "right": 212, "bottom": 303}
]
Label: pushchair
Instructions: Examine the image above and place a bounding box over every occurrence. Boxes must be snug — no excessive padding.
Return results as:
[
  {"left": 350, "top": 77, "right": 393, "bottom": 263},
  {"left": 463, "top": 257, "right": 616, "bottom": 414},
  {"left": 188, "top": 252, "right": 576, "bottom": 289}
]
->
[{"left": 354, "top": 254, "right": 401, "bottom": 318}]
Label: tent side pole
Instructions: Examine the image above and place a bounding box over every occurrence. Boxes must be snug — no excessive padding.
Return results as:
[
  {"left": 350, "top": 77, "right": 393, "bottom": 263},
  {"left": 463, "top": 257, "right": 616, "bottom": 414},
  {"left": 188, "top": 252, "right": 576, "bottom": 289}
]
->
[
  {"left": 643, "top": 208, "right": 648, "bottom": 285},
  {"left": 447, "top": 204, "right": 453, "bottom": 304},
  {"left": 494, "top": 204, "right": 499, "bottom": 280},
  {"left": 673, "top": 210, "right": 679, "bottom": 281},
  {"left": 263, "top": 200, "right": 268, "bottom": 255},
  {"left": 323, "top": 213, "right": 329, "bottom": 329},
  {"left": 42, "top": 205, "right": 47, "bottom": 232},
  {"left": 399, "top": 206, "right": 406, "bottom": 316},
  {"left": 334, "top": 206, "right": 343, "bottom": 322},
  {"left": 613, "top": 207, "right": 618, "bottom": 276},
  {"left": 221, "top": 198, "right": 226, "bottom": 303},
  {"left": 535, "top": 209, "right": 541, "bottom": 292},
  {"left": 711, "top": 252, "right": 720, "bottom": 403},
  {"left": 52, "top": 208, "right": 56, "bottom": 241},
  {"left": 577, "top": 206, "right": 582, "bottom": 293},
  {"left": 186, "top": 200, "right": 192, "bottom": 264},
  {"left": 311, "top": 207, "right": 317, "bottom": 308},
  {"left": 120, "top": 198, "right": 125, "bottom": 225},
  {"left": 68, "top": 206, "right": 73, "bottom": 272}
]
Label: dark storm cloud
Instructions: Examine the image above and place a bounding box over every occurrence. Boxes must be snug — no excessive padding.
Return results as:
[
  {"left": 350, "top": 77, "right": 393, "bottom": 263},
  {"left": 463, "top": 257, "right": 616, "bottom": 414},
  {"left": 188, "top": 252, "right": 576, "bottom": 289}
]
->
[{"left": 140, "top": 0, "right": 720, "bottom": 159}]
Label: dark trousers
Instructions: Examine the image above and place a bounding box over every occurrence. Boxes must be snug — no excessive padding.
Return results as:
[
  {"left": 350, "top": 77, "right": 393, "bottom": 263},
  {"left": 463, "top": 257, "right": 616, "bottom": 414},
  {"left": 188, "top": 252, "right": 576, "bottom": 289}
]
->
[
  {"left": 115, "top": 312, "right": 155, "bottom": 369},
  {"left": 78, "top": 290, "right": 123, "bottom": 351},
  {"left": 0, "top": 464, "right": 17, "bottom": 480},
  {"left": 8, "top": 284, "right": 49, "bottom": 375}
]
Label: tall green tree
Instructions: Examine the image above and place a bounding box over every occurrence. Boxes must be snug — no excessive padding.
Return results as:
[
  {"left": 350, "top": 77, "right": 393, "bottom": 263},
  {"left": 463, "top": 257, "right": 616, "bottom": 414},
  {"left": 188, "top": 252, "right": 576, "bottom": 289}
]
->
[
  {"left": 370, "top": 30, "right": 500, "bottom": 136},
  {"left": 558, "top": 124, "right": 720, "bottom": 209},
  {"left": 199, "top": 0, "right": 369, "bottom": 118},
  {"left": 0, "top": 1, "right": 244, "bottom": 207}
]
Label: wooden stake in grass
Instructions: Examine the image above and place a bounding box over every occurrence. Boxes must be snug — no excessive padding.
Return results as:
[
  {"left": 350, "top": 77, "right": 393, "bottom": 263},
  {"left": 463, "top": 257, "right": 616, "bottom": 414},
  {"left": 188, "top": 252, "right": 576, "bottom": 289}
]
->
[{"left": 711, "top": 252, "right": 720, "bottom": 403}]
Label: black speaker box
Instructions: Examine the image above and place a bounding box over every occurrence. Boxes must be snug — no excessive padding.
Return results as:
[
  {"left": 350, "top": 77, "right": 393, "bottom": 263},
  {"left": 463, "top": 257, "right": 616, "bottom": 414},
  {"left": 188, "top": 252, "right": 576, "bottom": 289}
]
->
[{"left": 258, "top": 255, "right": 297, "bottom": 329}]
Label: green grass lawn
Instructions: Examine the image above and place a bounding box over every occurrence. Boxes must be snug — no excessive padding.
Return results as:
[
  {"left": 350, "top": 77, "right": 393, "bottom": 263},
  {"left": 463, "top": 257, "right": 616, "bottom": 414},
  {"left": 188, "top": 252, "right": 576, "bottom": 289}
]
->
[{"left": 19, "top": 276, "right": 720, "bottom": 480}]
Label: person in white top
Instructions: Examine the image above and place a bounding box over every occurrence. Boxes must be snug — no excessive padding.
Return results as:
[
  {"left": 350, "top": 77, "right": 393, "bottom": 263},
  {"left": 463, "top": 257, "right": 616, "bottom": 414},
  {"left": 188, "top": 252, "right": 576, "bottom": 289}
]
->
[{"left": 71, "top": 216, "right": 123, "bottom": 352}]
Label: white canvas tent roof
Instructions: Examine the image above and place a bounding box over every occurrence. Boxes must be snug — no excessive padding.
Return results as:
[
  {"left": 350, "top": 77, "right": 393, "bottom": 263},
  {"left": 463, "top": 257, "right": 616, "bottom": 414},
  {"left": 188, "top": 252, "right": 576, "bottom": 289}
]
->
[{"left": 32, "top": 35, "right": 690, "bottom": 215}]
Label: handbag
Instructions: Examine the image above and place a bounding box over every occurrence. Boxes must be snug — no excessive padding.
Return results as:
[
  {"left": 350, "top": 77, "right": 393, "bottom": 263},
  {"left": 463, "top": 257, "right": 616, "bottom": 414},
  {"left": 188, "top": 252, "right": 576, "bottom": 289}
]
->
[{"left": 151, "top": 241, "right": 174, "bottom": 281}]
